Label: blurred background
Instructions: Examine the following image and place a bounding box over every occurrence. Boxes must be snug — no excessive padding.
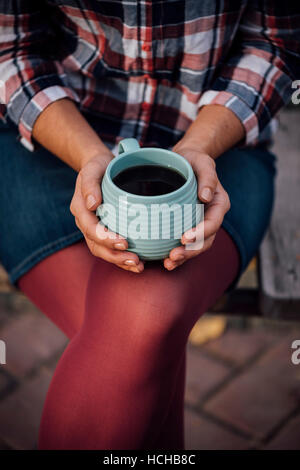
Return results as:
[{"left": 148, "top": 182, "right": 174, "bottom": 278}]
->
[{"left": 0, "top": 106, "right": 299, "bottom": 450}]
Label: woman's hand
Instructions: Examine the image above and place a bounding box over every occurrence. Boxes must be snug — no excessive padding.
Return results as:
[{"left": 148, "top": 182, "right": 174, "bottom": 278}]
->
[
  {"left": 163, "top": 143, "right": 231, "bottom": 271},
  {"left": 70, "top": 153, "right": 144, "bottom": 273}
]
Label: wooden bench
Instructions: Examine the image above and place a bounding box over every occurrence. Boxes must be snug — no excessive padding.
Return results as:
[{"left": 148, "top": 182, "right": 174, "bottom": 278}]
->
[{"left": 213, "top": 107, "right": 300, "bottom": 321}]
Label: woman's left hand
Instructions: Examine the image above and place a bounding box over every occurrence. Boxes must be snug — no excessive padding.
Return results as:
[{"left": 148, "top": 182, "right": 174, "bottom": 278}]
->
[{"left": 163, "top": 142, "right": 231, "bottom": 271}]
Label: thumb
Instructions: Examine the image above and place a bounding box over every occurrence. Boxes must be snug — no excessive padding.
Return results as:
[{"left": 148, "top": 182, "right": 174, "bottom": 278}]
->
[
  {"left": 191, "top": 154, "right": 218, "bottom": 203},
  {"left": 80, "top": 157, "right": 108, "bottom": 210}
]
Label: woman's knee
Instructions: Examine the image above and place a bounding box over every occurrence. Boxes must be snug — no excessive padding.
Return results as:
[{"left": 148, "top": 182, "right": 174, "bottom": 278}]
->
[{"left": 86, "top": 261, "right": 191, "bottom": 346}]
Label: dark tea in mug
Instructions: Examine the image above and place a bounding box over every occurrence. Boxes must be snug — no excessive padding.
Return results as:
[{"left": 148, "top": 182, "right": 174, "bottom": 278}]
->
[{"left": 112, "top": 165, "right": 186, "bottom": 196}]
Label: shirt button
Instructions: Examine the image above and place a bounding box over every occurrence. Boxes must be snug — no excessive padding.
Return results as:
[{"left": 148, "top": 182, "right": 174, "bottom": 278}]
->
[
  {"left": 142, "top": 43, "right": 151, "bottom": 51},
  {"left": 141, "top": 102, "right": 151, "bottom": 111}
]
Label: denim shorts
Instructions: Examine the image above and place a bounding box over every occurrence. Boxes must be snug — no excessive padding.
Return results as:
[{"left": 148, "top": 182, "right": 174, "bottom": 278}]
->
[{"left": 0, "top": 118, "right": 276, "bottom": 288}]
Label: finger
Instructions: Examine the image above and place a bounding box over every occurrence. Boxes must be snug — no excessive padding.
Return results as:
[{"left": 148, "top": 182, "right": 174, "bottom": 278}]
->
[
  {"left": 191, "top": 154, "right": 218, "bottom": 203},
  {"left": 80, "top": 158, "right": 107, "bottom": 210},
  {"left": 170, "top": 233, "right": 216, "bottom": 261},
  {"left": 163, "top": 257, "right": 185, "bottom": 271},
  {"left": 72, "top": 180, "right": 128, "bottom": 251},
  {"left": 95, "top": 222, "right": 129, "bottom": 250},
  {"left": 198, "top": 185, "right": 230, "bottom": 239},
  {"left": 183, "top": 233, "right": 216, "bottom": 260},
  {"left": 77, "top": 216, "right": 128, "bottom": 250},
  {"left": 84, "top": 230, "right": 144, "bottom": 271},
  {"left": 165, "top": 234, "right": 216, "bottom": 270},
  {"left": 85, "top": 238, "right": 143, "bottom": 269},
  {"left": 116, "top": 260, "right": 145, "bottom": 274},
  {"left": 181, "top": 220, "right": 205, "bottom": 250},
  {"left": 182, "top": 184, "right": 230, "bottom": 244}
]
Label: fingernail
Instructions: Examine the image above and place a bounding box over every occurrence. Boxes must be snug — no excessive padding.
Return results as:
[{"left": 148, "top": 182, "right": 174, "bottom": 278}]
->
[
  {"left": 124, "top": 259, "right": 137, "bottom": 266},
  {"left": 168, "top": 264, "right": 176, "bottom": 271},
  {"left": 201, "top": 187, "right": 212, "bottom": 201},
  {"left": 86, "top": 195, "right": 96, "bottom": 209},
  {"left": 114, "top": 242, "right": 126, "bottom": 250}
]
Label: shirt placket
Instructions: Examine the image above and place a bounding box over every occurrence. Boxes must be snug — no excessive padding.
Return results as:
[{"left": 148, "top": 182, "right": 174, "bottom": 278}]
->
[{"left": 139, "top": 0, "right": 157, "bottom": 145}]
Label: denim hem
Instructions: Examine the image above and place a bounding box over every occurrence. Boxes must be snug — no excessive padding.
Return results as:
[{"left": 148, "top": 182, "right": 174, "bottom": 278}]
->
[{"left": 10, "top": 231, "right": 84, "bottom": 286}]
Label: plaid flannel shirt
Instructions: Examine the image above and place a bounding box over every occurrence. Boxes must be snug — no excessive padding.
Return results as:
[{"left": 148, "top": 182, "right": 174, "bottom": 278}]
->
[{"left": 0, "top": 0, "right": 299, "bottom": 152}]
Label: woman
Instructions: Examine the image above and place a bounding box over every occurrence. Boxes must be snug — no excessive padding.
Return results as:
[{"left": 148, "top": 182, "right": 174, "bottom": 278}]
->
[{"left": 0, "top": 1, "right": 298, "bottom": 449}]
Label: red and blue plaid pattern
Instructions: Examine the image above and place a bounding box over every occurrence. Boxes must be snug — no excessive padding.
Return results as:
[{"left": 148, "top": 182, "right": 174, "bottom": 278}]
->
[{"left": 0, "top": 0, "right": 299, "bottom": 152}]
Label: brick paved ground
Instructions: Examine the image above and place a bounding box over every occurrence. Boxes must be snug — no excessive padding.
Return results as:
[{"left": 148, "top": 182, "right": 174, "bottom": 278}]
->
[{"left": 0, "top": 263, "right": 299, "bottom": 450}]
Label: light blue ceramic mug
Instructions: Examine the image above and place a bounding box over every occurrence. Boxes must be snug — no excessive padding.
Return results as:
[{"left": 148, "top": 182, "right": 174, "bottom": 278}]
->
[{"left": 96, "top": 138, "right": 202, "bottom": 260}]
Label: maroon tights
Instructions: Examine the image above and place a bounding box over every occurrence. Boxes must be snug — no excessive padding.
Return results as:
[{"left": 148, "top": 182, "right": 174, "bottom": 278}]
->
[{"left": 18, "top": 228, "right": 239, "bottom": 449}]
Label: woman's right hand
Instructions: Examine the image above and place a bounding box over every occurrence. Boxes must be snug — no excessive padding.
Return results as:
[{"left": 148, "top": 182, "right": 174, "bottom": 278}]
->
[{"left": 70, "top": 153, "right": 144, "bottom": 273}]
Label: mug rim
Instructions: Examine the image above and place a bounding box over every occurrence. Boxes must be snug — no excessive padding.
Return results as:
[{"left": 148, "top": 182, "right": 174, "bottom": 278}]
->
[{"left": 104, "top": 147, "right": 194, "bottom": 201}]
